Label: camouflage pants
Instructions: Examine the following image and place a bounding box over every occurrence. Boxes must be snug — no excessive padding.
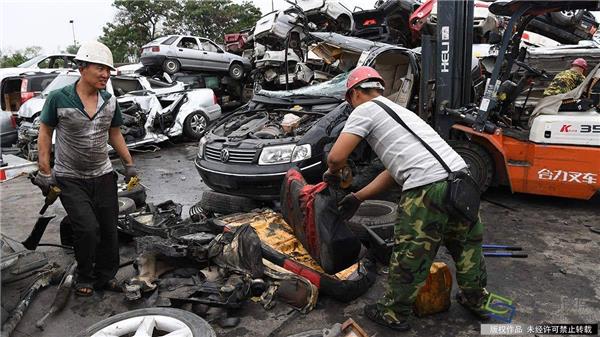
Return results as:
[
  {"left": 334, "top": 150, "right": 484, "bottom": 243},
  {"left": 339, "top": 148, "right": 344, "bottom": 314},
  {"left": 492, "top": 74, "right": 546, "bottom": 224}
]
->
[{"left": 377, "top": 180, "right": 487, "bottom": 322}]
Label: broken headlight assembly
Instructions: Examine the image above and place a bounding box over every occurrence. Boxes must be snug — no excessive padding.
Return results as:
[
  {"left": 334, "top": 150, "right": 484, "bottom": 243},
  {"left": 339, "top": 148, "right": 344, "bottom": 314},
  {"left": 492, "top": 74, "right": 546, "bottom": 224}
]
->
[
  {"left": 258, "top": 144, "right": 311, "bottom": 165},
  {"left": 198, "top": 136, "right": 207, "bottom": 158}
]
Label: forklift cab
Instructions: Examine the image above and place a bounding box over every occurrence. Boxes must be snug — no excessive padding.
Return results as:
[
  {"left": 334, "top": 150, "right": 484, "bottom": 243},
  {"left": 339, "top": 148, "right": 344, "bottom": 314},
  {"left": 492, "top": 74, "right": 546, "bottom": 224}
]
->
[{"left": 437, "top": 0, "right": 600, "bottom": 200}]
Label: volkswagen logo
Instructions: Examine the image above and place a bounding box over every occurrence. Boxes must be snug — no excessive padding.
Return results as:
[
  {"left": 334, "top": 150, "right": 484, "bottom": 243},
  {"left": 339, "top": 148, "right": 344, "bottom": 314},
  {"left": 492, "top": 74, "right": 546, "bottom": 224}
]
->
[{"left": 220, "top": 149, "right": 230, "bottom": 163}]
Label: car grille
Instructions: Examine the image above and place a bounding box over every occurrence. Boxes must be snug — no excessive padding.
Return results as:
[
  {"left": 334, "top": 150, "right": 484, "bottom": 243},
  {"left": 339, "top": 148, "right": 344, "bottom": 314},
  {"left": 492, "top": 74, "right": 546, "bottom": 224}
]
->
[{"left": 205, "top": 145, "right": 256, "bottom": 164}]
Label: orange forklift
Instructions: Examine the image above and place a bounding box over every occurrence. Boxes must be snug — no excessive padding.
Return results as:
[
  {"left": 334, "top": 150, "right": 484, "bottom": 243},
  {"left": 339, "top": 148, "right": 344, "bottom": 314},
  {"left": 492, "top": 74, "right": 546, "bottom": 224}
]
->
[{"left": 426, "top": 0, "right": 600, "bottom": 200}]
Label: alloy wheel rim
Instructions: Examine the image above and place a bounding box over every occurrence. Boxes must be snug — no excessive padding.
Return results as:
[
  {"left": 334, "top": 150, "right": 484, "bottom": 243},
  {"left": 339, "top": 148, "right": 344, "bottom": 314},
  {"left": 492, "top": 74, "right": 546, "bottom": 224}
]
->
[
  {"left": 92, "top": 315, "right": 193, "bottom": 337},
  {"left": 190, "top": 114, "right": 206, "bottom": 134}
]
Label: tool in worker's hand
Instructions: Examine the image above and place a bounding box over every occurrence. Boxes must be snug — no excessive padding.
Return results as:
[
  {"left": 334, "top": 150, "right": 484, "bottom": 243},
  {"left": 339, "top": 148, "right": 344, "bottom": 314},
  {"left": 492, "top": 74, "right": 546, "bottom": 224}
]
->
[
  {"left": 323, "top": 166, "right": 353, "bottom": 189},
  {"left": 339, "top": 166, "right": 353, "bottom": 189},
  {"left": 39, "top": 185, "right": 61, "bottom": 215},
  {"left": 127, "top": 175, "right": 140, "bottom": 191},
  {"left": 22, "top": 172, "right": 62, "bottom": 250},
  {"left": 35, "top": 261, "right": 77, "bottom": 330}
]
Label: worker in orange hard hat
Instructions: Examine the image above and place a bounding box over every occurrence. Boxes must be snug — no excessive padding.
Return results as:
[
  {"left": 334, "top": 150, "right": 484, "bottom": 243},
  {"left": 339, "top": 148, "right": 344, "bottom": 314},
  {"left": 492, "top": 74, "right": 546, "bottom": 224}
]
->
[
  {"left": 543, "top": 58, "right": 588, "bottom": 96},
  {"left": 324, "top": 66, "right": 489, "bottom": 331}
]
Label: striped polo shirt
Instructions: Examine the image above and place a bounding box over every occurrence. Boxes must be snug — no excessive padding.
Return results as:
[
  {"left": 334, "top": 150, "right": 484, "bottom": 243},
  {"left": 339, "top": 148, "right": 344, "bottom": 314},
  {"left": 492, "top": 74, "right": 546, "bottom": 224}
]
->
[
  {"left": 342, "top": 96, "right": 466, "bottom": 191},
  {"left": 40, "top": 81, "right": 123, "bottom": 179}
]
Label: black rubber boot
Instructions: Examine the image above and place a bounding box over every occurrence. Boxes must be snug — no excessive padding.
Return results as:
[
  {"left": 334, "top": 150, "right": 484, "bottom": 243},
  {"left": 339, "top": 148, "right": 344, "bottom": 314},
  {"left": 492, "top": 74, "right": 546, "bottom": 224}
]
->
[
  {"left": 363, "top": 304, "right": 411, "bottom": 331},
  {"left": 455, "top": 289, "right": 491, "bottom": 320}
]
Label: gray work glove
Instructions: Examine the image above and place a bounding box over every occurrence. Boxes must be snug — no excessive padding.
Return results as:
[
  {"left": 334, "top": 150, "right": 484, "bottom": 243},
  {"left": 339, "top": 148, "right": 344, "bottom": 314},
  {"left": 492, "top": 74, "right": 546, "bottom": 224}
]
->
[
  {"left": 33, "top": 171, "right": 56, "bottom": 196},
  {"left": 338, "top": 192, "right": 363, "bottom": 220},
  {"left": 123, "top": 164, "right": 137, "bottom": 184}
]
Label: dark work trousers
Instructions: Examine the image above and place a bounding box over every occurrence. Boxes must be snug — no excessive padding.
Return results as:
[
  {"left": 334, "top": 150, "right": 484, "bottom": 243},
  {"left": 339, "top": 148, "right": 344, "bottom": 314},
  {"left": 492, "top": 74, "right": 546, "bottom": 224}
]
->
[{"left": 55, "top": 171, "right": 119, "bottom": 287}]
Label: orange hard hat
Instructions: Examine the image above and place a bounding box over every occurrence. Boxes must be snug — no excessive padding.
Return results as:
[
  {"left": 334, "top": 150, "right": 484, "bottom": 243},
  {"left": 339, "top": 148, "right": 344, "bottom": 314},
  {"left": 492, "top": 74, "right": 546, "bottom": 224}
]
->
[
  {"left": 572, "top": 58, "right": 587, "bottom": 71},
  {"left": 345, "top": 66, "right": 385, "bottom": 100}
]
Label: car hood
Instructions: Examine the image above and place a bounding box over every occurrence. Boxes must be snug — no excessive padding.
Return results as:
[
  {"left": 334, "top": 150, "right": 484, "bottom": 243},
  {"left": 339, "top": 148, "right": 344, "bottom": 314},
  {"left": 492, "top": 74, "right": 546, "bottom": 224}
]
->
[
  {"left": 17, "top": 96, "right": 45, "bottom": 119},
  {"left": 489, "top": 0, "right": 599, "bottom": 17}
]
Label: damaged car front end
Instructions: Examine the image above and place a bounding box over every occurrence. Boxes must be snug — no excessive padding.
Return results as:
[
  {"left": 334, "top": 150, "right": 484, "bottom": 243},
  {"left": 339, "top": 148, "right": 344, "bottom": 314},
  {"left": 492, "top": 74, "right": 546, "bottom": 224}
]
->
[
  {"left": 196, "top": 33, "right": 421, "bottom": 199},
  {"left": 16, "top": 72, "right": 221, "bottom": 160}
]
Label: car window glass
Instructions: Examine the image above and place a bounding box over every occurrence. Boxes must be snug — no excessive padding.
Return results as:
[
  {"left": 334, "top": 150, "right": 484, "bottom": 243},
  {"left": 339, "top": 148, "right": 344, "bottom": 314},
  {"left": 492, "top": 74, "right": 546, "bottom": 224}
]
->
[
  {"left": 18, "top": 55, "right": 45, "bottom": 68},
  {"left": 162, "top": 36, "right": 178, "bottom": 45},
  {"left": 43, "top": 75, "right": 79, "bottom": 94},
  {"left": 178, "top": 37, "right": 200, "bottom": 50},
  {"left": 65, "top": 58, "right": 77, "bottom": 69},
  {"left": 148, "top": 36, "right": 167, "bottom": 44},
  {"left": 37, "top": 58, "right": 51, "bottom": 69},
  {"left": 52, "top": 58, "right": 65, "bottom": 68},
  {"left": 259, "top": 72, "right": 349, "bottom": 100},
  {"left": 200, "top": 40, "right": 219, "bottom": 53}
]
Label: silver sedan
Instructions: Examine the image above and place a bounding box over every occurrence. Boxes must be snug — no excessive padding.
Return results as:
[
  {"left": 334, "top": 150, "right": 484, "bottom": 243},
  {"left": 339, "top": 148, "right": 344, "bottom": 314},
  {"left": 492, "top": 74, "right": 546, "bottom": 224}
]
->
[{"left": 140, "top": 35, "right": 252, "bottom": 80}]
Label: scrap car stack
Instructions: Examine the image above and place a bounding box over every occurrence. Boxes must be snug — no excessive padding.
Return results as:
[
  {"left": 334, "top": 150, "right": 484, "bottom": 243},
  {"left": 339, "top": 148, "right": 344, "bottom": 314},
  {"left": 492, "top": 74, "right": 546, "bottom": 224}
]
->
[{"left": 1, "top": 0, "right": 600, "bottom": 336}]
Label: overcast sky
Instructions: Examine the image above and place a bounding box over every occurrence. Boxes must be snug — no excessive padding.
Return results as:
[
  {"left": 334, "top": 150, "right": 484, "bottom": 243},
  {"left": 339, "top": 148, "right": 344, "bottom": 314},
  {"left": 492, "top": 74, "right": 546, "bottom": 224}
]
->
[{"left": 0, "top": 0, "right": 375, "bottom": 55}]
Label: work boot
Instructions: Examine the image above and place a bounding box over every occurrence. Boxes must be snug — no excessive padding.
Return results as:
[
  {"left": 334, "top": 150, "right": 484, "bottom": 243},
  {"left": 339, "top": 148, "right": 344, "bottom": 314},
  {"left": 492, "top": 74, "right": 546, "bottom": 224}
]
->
[
  {"left": 363, "top": 304, "right": 411, "bottom": 331},
  {"left": 455, "top": 288, "right": 490, "bottom": 320}
]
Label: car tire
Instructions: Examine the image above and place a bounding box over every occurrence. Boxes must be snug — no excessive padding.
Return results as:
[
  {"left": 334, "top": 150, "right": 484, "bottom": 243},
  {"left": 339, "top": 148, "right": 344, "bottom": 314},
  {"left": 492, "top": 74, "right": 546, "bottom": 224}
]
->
[
  {"left": 229, "top": 62, "right": 244, "bottom": 80},
  {"left": 118, "top": 197, "right": 136, "bottom": 215},
  {"left": 348, "top": 200, "right": 398, "bottom": 242},
  {"left": 117, "top": 182, "right": 147, "bottom": 207},
  {"left": 75, "top": 307, "right": 216, "bottom": 337},
  {"left": 199, "top": 190, "right": 260, "bottom": 215},
  {"left": 183, "top": 111, "right": 209, "bottom": 140},
  {"left": 163, "top": 58, "right": 181, "bottom": 75},
  {"left": 450, "top": 141, "right": 494, "bottom": 193},
  {"left": 550, "top": 10, "right": 584, "bottom": 27}
]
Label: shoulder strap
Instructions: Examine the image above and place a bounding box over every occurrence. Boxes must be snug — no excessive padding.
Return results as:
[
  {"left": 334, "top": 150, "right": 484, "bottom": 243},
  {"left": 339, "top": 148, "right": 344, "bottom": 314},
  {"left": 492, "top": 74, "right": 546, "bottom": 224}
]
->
[{"left": 371, "top": 99, "right": 452, "bottom": 174}]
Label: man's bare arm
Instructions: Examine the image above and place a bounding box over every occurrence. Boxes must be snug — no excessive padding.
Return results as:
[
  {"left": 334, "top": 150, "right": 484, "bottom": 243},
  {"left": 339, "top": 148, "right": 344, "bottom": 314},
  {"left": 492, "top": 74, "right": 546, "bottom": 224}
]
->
[
  {"left": 37, "top": 123, "right": 54, "bottom": 174},
  {"left": 355, "top": 169, "right": 397, "bottom": 201},
  {"left": 326, "top": 133, "right": 363, "bottom": 173},
  {"left": 108, "top": 127, "right": 133, "bottom": 166}
]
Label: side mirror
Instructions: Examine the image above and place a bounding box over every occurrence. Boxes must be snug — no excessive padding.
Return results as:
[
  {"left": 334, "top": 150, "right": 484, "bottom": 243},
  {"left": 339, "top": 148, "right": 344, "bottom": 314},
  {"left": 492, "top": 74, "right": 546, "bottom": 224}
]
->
[{"left": 217, "top": 48, "right": 224, "bottom": 53}]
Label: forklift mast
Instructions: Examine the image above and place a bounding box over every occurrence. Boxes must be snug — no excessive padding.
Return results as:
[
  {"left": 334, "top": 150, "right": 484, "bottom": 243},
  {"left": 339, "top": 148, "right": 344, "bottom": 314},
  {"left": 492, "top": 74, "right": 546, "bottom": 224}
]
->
[{"left": 432, "top": 0, "right": 474, "bottom": 139}]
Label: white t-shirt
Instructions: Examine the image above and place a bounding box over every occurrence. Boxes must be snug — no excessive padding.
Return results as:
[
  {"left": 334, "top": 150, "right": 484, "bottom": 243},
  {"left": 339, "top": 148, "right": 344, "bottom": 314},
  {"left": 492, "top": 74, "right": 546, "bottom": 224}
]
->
[{"left": 342, "top": 96, "right": 467, "bottom": 190}]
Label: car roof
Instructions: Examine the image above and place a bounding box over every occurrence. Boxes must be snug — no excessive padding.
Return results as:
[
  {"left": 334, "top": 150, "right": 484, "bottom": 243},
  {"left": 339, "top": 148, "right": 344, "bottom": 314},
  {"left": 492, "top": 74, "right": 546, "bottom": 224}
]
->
[
  {"left": 309, "top": 32, "right": 411, "bottom": 53},
  {"left": 489, "top": 0, "right": 599, "bottom": 17}
]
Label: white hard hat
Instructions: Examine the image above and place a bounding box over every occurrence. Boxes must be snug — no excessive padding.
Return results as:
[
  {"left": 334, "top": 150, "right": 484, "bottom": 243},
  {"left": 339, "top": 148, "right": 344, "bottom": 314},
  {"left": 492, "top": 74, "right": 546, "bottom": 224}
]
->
[{"left": 75, "top": 41, "right": 115, "bottom": 70}]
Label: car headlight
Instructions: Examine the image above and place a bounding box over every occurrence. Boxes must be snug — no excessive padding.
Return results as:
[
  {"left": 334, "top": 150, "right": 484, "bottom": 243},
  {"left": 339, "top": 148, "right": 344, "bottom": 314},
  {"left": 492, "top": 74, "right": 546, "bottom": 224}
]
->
[
  {"left": 292, "top": 144, "right": 311, "bottom": 162},
  {"left": 198, "top": 136, "right": 207, "bottom": 158},
  {"left": 258, "top": 144, "right": 311, "bottom": 165}
]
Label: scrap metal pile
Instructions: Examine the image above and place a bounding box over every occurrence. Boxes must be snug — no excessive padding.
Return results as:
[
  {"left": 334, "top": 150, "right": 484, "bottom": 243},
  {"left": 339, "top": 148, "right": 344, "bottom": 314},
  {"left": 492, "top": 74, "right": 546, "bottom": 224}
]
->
[{"left": 112, "top": 194, "right": 375, "bottom": 329}]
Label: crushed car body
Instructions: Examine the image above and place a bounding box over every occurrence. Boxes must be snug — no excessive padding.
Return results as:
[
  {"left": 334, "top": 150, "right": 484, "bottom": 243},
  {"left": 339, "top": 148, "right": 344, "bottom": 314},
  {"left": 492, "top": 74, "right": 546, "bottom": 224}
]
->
[{"left": 16, "top": 71, "right": 221, "bottom": 160}]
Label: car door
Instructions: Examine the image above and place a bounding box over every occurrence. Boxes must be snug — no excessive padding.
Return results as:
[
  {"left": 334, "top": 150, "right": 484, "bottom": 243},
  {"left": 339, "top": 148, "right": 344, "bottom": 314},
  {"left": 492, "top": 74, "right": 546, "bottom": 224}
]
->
[
  {"left": 175, "top": 37, "right": 205, "bottom": 70},
  {"left": 198, "top": 38, "right": 228, "bottom": 71}
]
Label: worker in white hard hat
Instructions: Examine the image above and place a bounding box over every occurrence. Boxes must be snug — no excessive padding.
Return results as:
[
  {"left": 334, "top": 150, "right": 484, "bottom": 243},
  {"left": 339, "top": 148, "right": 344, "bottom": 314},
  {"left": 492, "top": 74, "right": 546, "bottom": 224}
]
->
[{"left": 35, "top": 40, "right": 136, "bottom": 296}]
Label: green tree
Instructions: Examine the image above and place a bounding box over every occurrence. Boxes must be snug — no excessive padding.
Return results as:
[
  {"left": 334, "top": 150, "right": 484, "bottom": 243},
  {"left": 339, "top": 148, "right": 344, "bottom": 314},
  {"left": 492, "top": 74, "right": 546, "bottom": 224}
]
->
[
  {"left": 0, "top": 46, "right": 42, "bottom": 68},
  {"left": 100, "top": 0, "right": 175, "bottom": 63},
  {"left": 65, "top": 44, "right": 79, "bottom": 54},
  {"left": 165, "top": 0, "right": 261, "bottom": 42}
]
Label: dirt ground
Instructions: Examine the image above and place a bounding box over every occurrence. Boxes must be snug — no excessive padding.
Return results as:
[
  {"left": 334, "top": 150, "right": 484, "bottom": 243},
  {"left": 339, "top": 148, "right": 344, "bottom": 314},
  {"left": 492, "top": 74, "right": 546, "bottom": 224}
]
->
[{"left": 1, "top": 142, "right": 599, "bottom": 337}]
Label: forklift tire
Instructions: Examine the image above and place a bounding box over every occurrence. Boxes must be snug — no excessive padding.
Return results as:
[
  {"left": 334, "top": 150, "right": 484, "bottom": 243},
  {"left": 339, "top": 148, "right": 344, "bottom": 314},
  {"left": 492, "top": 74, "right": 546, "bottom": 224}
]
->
[
  {"left": 199, "top": 190, "right": 260, "bottom": 215},
  {"left": 450, "top": 141, "right": 494, "bottom": 193},
  {"left": 348, "top": 200, "right": 398, "bottom": 242}
]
